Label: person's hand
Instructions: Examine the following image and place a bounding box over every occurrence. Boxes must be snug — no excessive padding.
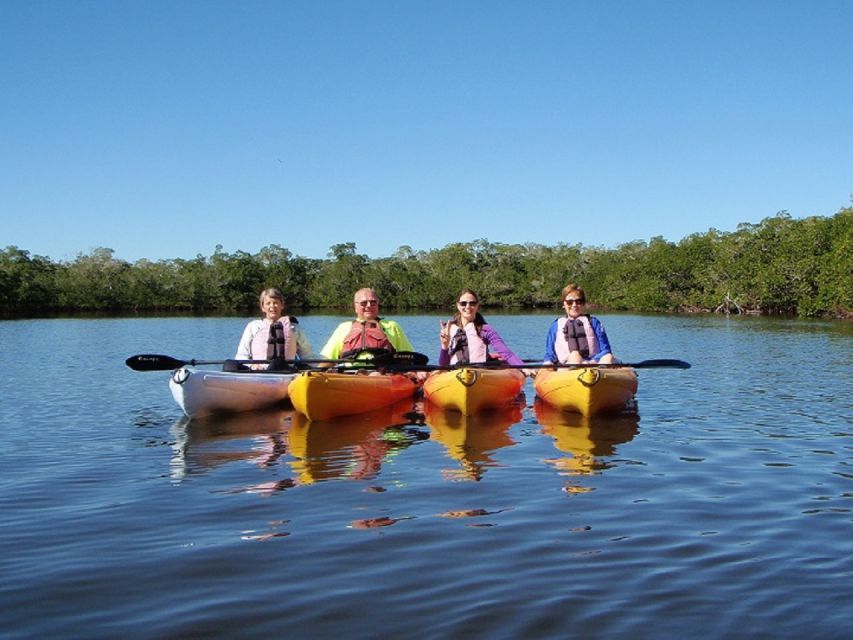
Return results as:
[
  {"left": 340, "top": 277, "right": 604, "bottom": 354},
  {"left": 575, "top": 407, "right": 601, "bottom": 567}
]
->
[{"left": 439, "top": 320, "right": 450, "bottom": 349}]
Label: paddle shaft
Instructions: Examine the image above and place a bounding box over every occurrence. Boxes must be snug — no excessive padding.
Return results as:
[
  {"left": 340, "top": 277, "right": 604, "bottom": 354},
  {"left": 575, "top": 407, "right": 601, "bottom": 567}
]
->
[
  {"left": 523, "top": 358, "right": 690, "bottom": 370},
  {"left": 388, "top": 358, "right": 691, "bottom": 373},
  {"left": 125, "top": 351, "right": 429, "bottom": 372},
  {"left": 126, "top": 353, "right": 686, "bottom": 373}
]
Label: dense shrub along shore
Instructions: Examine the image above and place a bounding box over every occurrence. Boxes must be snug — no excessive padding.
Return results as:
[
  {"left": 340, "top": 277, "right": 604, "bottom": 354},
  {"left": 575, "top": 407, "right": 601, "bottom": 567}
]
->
[{"left": 2, "top": 208, "right": 851, "bottom": 318}]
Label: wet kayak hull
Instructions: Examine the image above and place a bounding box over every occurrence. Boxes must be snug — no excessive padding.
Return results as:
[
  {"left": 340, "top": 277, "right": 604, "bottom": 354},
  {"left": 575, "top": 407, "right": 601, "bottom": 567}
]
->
[
  {"left": 288, "top": 370, "right": 419, "bottom": 421},
  {"left": 169, "top": 367, "right": 295, "bottom": 419}
]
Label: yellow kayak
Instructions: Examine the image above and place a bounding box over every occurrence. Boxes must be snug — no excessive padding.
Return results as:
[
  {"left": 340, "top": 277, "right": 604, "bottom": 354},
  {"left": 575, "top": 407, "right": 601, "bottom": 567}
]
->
[
  {"left": 288, "top": 370, "right": 419, "bottom": 421},
  {"left": 534, "top": 366, "right": 638, "bottom": 417},
  {"left": 423, "top": 367, "right": 526, "bottom": 415}
]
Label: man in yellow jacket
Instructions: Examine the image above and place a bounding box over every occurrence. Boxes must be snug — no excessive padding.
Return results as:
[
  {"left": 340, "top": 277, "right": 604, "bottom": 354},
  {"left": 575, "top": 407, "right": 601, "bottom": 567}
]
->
[{"left": 320, "top": 288, "right": 414, "bottom": 360}]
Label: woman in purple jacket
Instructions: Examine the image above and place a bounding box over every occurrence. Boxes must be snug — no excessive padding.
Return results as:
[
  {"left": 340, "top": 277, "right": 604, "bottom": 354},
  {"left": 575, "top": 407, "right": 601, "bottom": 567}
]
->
[{"left": 438, "top": 288, "right": 524, "bottom": 366}]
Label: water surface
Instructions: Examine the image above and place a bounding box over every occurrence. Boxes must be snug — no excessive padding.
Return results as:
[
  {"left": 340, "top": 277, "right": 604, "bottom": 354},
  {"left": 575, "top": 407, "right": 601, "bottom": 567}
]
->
[{"left": 1, "top": 314, "right": 851, "bottom": 638}]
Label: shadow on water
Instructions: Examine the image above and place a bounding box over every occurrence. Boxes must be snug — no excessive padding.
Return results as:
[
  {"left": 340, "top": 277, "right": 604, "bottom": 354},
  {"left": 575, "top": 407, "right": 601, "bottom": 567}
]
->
[
  {"left": 534, "top": 398, "right": 639, "bottom": 480},
  {"left": 423, "top": 396, "right": 525, "bottom": 481}
]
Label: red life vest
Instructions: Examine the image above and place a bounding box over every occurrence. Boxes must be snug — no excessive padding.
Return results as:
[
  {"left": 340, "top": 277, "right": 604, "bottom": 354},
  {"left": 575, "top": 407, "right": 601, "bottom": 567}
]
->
[{"left": 341, "top": 320, "right": 394, "bottom": 358}]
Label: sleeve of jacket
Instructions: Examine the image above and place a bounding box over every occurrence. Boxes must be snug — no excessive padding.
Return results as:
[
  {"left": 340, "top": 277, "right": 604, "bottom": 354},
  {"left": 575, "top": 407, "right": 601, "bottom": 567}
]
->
[
  {"left": 235, "top": 320, "right": 259, "bottom": 359},
  {"left": 320, "top": 322, "right": 351, "bottom": 359},
  {"left": 482, "top": 324, "right": 524, "bottom": 365},
  {"left": 543, "top": 319, "right": 559, "bottom": 363},
  {"left": 382, "top": 320, "right": 415, "bottom": 353}
]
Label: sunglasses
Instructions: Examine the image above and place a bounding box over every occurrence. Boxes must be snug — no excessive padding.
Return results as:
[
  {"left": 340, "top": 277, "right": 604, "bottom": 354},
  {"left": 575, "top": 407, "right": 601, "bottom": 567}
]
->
[
  {"left": 564, "top": 298, "right": 585, "bottom": 305},
  {"left": 357, "top": 299, "right": 378, "bottom": 307},
  {"left": 457, "top": 300, "right": 478, "bottom": 307}
]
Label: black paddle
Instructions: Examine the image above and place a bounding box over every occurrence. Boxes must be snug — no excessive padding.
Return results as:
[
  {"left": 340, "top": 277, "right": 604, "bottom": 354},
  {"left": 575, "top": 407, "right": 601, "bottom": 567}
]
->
[
  {"left": 372, "top": 350, "right": 430, "bottom": 367},
  {"left": 520, "top": 358, "right": 691, "bottom": 370},
  {"left": 383, "top": 358, "right": 691, "bottom": 373},
  {"left": 126, "top": 354, "right": 267, "bottom": 371},
  {"left": 125, "top": 351, "right": 430, "bottom": 372},
  {"left": 316, "top": 350, "right": 430, "bottom": 371}
]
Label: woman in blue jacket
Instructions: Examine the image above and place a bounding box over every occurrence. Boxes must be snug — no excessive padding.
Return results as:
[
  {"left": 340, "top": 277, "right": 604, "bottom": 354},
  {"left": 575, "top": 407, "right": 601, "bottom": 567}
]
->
[{"left": 543, "top": 284, "right": 616, "bottom": 364}]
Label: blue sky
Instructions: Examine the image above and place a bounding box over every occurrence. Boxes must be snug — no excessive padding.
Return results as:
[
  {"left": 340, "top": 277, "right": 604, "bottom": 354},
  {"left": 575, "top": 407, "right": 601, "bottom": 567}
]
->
[{"left": 2, "top": 1, "right": 851, "bottom": 263}]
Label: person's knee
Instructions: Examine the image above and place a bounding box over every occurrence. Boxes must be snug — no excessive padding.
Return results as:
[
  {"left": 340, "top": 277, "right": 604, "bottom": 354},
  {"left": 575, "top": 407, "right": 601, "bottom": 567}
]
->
[{"left": 222, "top": 359, "right": 248, "bottom": 372}]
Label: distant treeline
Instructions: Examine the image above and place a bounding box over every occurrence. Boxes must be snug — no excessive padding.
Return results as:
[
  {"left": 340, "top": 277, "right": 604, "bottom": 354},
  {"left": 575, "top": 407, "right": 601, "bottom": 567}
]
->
[{"left": 2, "top": 208, "right": 851, "bottom": 318}]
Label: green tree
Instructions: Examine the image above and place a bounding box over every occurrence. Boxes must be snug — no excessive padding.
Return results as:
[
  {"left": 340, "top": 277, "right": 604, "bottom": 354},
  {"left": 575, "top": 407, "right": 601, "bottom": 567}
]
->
[
  {"left": 56, "top": 248, "right": 130, "bottom": 310},
  {"left": 812, "top": 207, "right": 853, "bottom": 316},
  {"left": 209, "top": 247, "right": 266, "bottom": 310},
  {"left": 0, "top": 246, "right": 57, "bottom": 311},
  {"left": 309, "top": 243, "right": 369, "bottom": 308}
]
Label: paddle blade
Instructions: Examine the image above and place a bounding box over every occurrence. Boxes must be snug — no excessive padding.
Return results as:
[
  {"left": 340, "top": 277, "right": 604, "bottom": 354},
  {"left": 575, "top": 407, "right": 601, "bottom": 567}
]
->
[
  {"left": 352, "top": 350, "right": 430, "bottom": 369},
  {"left": 633, "top": 359, "right": 691, "bottom": 369},
  {"left": 125, "top": 354, "right": 187, "bottom": 371},
  {"left": 390, "top": 351, "right": 429, "bottom": 367}
]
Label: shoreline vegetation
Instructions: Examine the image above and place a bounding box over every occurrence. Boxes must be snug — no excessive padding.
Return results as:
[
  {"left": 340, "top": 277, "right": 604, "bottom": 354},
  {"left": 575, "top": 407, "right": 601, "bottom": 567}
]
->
[{"left": 3, "top": 208, "right": 851, "bottom": 319}]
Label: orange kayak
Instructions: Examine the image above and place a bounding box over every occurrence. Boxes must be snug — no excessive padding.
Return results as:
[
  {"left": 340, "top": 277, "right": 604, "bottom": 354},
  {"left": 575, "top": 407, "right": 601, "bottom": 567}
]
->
[{"left": 288, "top": 370, "right": 419, "bottom": 421}]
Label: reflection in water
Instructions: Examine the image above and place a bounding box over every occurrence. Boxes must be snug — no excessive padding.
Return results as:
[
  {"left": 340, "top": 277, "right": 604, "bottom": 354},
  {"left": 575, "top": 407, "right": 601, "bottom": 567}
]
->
[
  {"left": 424, "top": 399, "right": 523, "bottom": 481},
  {"left": 350, "top": 515, "right": 416, "bottom": 529},
  {"left": 287, "top": 398, "right": 426, "bottom": 485},
  {"left": 437, "top": 508, "right": 508, "bottom": 518},
  {"left": 534, "top": 398, "right": 639, "bottom": 484},
  {"left": 169, "top": 398, "right": 427, "bottom": 489},
  {"left": 169, "top": 408, "right": 296, "bottom": 481}
]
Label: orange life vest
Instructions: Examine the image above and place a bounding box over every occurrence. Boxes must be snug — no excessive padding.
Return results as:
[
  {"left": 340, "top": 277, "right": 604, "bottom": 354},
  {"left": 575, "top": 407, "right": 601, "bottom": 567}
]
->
[{"left": 341, "top": 320, "right": 394, "bottom": 358}]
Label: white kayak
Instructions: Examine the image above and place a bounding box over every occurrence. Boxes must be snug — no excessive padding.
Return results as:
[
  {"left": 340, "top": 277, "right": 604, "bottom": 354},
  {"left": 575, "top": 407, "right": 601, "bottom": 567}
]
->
[{"left": 169, "top": 367, "right": 296, "bottom": 419}]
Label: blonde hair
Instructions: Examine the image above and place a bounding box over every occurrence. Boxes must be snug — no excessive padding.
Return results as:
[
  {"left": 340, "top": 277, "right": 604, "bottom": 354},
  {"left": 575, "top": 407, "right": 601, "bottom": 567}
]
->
[
  {"left": 258, "top": 287, "right": 286, "bottom": 309},
  {"left": 560, "top": 283, "right": 585, "bottom": 304}
]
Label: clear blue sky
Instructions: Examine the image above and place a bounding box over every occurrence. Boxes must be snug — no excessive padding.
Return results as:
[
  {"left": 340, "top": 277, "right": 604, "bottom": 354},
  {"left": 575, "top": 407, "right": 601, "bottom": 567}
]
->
[{"left": 2, "top": 1, "right": 851, "bottom": 263}]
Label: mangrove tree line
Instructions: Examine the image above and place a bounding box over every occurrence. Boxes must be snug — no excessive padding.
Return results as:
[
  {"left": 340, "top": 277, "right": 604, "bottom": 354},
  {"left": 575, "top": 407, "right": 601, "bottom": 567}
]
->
[{"left": 2, "top": 208, "right": 851, "bottom": 318}]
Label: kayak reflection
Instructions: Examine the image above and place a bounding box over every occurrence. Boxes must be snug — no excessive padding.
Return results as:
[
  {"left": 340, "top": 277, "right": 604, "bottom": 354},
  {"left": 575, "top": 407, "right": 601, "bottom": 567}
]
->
[
  {"left": 169, "top": 408, "right": 297, "bottom": 481},
  {"left": 424, "top": 398, "right": 524, "bottom": 481},
  {"left": 287, "top": 398, "right": 427, "bottom": 484},
  {"left": 169, "top": 398, "right": 427, "bottom": 487},
  {"left": 534, "top": 398, "right": 639, "bottom": 477}
]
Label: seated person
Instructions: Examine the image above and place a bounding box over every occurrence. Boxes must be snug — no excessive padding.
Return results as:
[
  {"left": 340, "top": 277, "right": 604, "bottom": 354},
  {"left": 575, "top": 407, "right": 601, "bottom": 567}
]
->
[
  {"left": 233, "top": 287, "right": 312, "bottom": 369},
  {"left": 320, "top": 288, "right": 414, "bottom": 360},
  {"left": 438, "top": 288, "right": 524, "bottom": 366},
  {"left": 543, "top": 284, "right": 616, "bottom": 365}
]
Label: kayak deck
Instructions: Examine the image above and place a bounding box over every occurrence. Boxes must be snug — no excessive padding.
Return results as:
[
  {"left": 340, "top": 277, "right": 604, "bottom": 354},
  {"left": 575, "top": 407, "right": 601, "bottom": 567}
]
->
[
  {"left": 534, "top": 366, "right": 638, "bottom": 417},
  {"left": 423, "top": 367, "right": 526, "bottom": 415},
  {"left": 288, "top": 370, "right": 419, "bottom": 421},
  {"left": 169, "top": 367, "right": 296, "bottom": 419}
]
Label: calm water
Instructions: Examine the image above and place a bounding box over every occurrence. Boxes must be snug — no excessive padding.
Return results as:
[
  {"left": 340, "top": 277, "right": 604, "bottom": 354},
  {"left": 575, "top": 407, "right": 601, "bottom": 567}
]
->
[{"left": 1, "top": 313, "right": 851, "bottom": 639}]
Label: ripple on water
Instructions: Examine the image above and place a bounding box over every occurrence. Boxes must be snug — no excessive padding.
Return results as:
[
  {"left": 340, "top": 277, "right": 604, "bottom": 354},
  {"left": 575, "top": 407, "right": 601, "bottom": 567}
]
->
[{"left": 2, "top": 315, "right": 852, "bottom": 638}]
